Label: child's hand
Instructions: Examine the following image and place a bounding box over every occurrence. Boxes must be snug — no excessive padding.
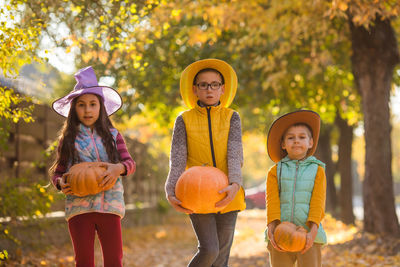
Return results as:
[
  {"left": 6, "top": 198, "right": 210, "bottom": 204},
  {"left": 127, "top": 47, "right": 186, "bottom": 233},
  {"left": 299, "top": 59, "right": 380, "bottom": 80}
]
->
[
  {"left": 59, "top": 175, "right": 73, "bottom": 195},
  {"left": 301, "top": 222, "right": 318, "bottom": 254},
  {"left": 167, "top": 195, "right": 193, "bottom": 214},
  {"left": 267, "top": 220, "right": 285, "bottom": 252},
  {"left": 99, "top": 163, "right": 125, "bottom": 189},
  {"left": 215, "top": 183, "right": 240, "bottom": 208}
]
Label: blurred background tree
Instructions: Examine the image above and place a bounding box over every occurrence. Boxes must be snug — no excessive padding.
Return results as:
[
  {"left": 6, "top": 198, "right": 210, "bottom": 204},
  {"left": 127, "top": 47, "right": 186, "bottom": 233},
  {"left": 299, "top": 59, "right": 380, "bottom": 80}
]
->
[
  {"left": 2, "top": 0, "right": 400, "bottom": 237},
  {"left": 0, "top": 1, "right": 55, "bottom": 260}
]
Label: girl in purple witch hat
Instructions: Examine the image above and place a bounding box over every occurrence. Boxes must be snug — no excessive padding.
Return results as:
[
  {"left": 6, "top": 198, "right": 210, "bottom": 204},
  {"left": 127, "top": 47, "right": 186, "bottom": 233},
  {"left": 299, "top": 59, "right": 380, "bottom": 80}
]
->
[{"left": 49, "top": 66, "right": 136, "bottom": 267}]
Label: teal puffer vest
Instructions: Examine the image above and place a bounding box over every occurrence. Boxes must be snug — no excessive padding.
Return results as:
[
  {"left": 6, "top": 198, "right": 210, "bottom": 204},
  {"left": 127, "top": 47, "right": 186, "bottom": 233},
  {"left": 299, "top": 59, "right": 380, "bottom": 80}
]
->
[{"left": 277, "top": 156, "right": 327, "bottom": 244}]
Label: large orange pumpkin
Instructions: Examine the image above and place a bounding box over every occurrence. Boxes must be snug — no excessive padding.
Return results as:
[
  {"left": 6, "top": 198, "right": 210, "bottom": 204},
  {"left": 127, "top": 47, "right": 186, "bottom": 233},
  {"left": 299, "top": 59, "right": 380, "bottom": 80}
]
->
[
  {"left": 64, "top": 162, "right": 111, "bottom": 197},
  {"left": 274, "top": 221, "right": 307, "bottom": 252},
  {"left": 175, "top": 166, "right": 229, "bottom": 213}
]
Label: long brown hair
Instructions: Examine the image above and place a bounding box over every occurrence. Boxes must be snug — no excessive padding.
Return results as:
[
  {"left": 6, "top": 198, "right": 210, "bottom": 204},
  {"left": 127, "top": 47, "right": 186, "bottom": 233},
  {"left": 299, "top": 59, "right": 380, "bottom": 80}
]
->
[{"left": 49, "top": 94, "right": 120, "bottom": 176}]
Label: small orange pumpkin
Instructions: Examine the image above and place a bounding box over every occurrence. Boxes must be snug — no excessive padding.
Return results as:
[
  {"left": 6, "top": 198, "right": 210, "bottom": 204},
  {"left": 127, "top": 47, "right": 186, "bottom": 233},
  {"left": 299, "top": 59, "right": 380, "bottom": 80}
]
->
[
  {"left": 274, "top": 221, "right": 307, "bottom": 252},
  {"left": 175, "top": 166, "right": 229, "bottom": 213},
  {"left": 64, "top": 162, "right": 111, "bottom": 197}
]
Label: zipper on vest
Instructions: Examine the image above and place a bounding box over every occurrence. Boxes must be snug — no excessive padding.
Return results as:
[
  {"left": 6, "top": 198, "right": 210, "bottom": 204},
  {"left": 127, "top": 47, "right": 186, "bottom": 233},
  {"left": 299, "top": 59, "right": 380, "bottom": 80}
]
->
[
  {"left": 206, "top": 107, "right": 217, "bottom": 167},
  {"left": 86, "top": 128, "right": 101, "bottom": 161},
  {"left": 290, "top": 161, "right": 299, "bottom": 222},
  {"left": 86, "top": 127, "right": 105, "bottom": 209}
]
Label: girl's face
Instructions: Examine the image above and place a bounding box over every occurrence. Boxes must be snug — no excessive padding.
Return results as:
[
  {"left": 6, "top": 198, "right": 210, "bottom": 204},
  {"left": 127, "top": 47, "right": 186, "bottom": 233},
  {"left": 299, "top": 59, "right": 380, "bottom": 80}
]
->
[
  {"left": 75, "top": 94, "right": 100, "bottom": 129},
  {"left": 281, "top": 125, "right": 313, "bottom": 160},
  {"left": 192, "top": 71, "right": 225, "bottom": 106}
]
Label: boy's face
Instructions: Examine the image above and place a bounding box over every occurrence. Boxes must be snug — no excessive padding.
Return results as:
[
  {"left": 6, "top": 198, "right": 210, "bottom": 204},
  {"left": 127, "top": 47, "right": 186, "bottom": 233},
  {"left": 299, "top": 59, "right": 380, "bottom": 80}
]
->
[
  {"left": 281, "top": 125, "right": 313, "bottom": 160},
  {"left": 192, "top": 71, "right": 224, "bottom": 106},
  {"left": 75, "top": 93, "right": 100, "bottom": 129}
]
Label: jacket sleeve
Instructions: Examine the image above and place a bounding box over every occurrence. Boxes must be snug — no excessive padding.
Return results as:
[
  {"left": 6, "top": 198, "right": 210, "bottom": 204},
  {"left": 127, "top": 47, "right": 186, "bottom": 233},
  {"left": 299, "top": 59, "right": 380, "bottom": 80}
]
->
[
  {"left": 165, "top": 115, "right": 187, "bottom": 197},
  {"left": 267, "top": 165, "right": 281, "bottom": 224},
  {"left": 227, "top": 111, "right": 243, "bottom": 186},
  {"left": 116, "top": 132, "right": 136, "bottom": 176},
  {"left": 307, "top": 166, "right": 326, "bottom": 226}
]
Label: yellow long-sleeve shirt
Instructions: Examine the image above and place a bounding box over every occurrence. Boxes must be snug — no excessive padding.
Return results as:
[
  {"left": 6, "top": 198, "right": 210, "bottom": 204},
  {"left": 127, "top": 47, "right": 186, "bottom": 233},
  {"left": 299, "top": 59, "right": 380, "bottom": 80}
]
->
[{"left": 266, "top": 164, "right": 326, "bottom": 226}]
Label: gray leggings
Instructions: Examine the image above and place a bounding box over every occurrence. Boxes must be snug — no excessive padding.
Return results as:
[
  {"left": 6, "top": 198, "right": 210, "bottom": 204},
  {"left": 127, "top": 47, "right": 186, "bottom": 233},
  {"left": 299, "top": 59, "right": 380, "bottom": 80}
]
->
[{"left": 188, "top": 211, "right": 238, "bottom": 267}]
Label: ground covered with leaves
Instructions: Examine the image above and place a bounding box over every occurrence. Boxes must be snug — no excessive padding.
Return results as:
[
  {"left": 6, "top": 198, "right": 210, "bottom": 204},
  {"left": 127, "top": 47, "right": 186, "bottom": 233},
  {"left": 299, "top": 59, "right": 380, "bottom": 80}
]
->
[{"left": 1, "top": 209, "right": 399, "bottom": 266}]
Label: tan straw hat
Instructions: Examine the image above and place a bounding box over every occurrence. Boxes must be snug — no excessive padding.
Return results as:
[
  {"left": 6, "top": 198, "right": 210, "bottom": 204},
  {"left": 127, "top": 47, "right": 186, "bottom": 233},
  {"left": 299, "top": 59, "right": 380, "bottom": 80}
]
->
[
  {"left": 180, "top": 58, "right": 237, "bottom": 108},
  {"left": 267, "top": 110, "right": 320, "bottom": 163}
]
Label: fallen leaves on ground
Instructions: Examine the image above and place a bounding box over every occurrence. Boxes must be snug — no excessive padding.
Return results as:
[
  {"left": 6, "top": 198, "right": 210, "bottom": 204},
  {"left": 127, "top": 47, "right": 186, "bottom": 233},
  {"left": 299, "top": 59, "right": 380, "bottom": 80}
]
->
[
  {"left": 1, "top": 210, "right": 399, "bottom": 267},
  {"left": 322, "top": 213, "right": 400, "bottom": 267}
]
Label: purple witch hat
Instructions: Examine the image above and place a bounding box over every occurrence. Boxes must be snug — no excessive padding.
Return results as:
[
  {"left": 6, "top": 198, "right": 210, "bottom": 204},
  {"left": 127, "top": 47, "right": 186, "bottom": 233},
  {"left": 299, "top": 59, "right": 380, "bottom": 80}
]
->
[{"left": 52, "top": 66, "right": 122, "bottom": 117}]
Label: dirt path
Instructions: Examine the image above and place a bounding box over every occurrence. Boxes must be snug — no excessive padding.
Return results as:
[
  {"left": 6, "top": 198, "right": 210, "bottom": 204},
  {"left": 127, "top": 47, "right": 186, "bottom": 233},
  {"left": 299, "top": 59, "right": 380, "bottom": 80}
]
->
[
  {"left": 118, "top": 209, "right": 268, "bottom": 267},
  {"left": 229, "top": 210, "right": 269, "bottom": 267},
  {"left": 114, "top": 209, "right": 269, "bottom": 267},
  {"left": 3, "top": 209, "right": 269, "bottom": 266},
  {"left": 3, "top": 209, "right": 400, "bottom": 266}
]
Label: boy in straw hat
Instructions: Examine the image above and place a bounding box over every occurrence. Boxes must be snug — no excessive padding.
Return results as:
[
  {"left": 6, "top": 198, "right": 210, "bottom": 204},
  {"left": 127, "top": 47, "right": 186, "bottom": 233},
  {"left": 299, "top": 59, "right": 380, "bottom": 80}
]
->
[
  {"left": 265, "top": 110, "right": 327, "bottom": 267},
  {"left": 165, "top": 59, "right": 246, "bottom": 267}
]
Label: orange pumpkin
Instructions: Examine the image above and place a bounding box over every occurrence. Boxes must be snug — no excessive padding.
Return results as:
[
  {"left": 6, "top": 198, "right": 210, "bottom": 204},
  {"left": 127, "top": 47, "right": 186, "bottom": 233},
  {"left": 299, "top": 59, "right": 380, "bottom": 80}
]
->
[
  {"left": 274, "top": 221, "right": 307, "bottom": 252},
  {"left": 175, "top": 166, "right": 229, "bottom": 213},
  {"left": 64, "top": 162, "right": 111, "bottom": 197}
]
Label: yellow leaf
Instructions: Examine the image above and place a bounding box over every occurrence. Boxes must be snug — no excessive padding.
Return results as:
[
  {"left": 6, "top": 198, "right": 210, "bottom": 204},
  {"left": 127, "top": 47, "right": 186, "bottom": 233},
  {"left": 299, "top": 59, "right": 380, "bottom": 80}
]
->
[
  {"left": 70, "top": 4, "right": 82, "bottom": 14},
  {"left": 155, "top": 230, "right": 166, "bottom": 238},
  {"left": 94, "top": 39, "right": 102, "bottom": 47},
  {"left": 163, "top": 22, "right": 170, "bottom": 30},
  {"left": 338, "top": 2, "right": 348, "bottom": 11},
  {"left": 353, "top": 15, "right": 362, "bottom": 25},
  {"left": 171, "top": 9, "right": 181, "bottom": 17},
  {"left": 130, "top": 4, "right": 137, "bottom": 14}
]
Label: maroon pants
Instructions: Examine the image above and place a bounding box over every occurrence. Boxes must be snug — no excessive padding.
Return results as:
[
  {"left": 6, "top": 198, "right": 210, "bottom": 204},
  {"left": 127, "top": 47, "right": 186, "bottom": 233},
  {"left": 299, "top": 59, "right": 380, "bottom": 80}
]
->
[{"left": 68, "top": 212, "right": 123, "bottom": 267}]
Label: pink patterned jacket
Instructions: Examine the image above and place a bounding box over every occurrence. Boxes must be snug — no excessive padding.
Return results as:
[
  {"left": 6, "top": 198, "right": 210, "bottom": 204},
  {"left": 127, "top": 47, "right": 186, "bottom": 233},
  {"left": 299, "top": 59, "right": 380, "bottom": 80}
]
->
[{"left": 52, "top": 124, "right": 135, "bottom": 221}]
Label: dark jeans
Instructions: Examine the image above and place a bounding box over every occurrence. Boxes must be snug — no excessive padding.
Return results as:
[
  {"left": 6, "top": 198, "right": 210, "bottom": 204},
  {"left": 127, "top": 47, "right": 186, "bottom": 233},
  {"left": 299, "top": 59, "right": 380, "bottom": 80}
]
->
[{"left": 188, "top": 211, "right": 238, "bottom": 267}]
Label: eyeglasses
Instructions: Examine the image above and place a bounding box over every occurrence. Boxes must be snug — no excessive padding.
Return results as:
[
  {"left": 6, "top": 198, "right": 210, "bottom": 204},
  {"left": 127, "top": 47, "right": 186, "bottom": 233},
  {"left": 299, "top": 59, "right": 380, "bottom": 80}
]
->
[{"left": 196, "top": 82, "right": 222, "bottom": 91}]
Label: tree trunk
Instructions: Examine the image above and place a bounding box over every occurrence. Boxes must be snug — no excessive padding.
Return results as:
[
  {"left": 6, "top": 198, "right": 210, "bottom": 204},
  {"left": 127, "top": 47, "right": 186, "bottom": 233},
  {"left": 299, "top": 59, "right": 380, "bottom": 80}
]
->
[
  {"left": 335, "top": 114, "right": 355, "bottom": 224},
  {"left": 315, "top": 124, "right": 337, "bottom": 216},
  {"left": 350, "top": 18, "right": 400, "bottom": 236}
]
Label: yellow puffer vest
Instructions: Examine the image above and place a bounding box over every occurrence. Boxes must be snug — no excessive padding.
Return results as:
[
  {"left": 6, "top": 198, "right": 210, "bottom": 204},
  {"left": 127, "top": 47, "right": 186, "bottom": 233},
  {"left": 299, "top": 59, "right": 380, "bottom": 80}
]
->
[{"left": 181, "top": 103, "right": 246, "bottom": 213}]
